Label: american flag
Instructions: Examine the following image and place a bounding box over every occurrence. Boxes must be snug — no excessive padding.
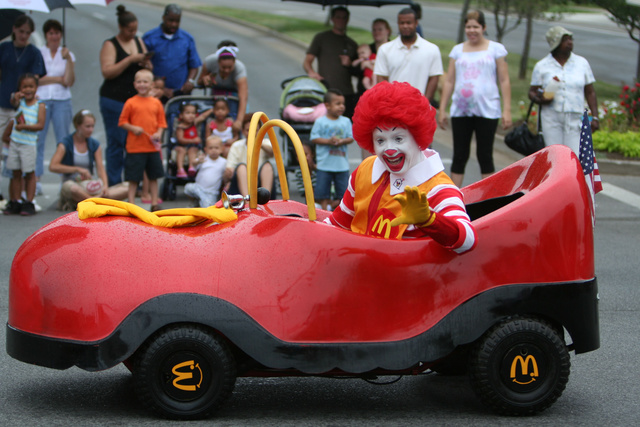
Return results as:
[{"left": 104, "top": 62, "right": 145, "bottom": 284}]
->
[{"left": 579, "top": 110, "right": 603, "bottom": 195}]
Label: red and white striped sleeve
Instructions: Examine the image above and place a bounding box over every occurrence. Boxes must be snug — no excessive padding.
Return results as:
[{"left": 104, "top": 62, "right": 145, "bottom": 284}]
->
[
  {"left": 405, "top": 184, "right": 476, "bottom": 254},
  {"left": 326, "top": 166, "right": 359, "bottom": 229}
]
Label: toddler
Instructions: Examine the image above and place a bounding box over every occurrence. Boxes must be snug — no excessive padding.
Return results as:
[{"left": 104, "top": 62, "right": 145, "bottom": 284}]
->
[
  {"left": 175, "top": 103, "right": 212, "bottom": 178},
  {"left": 184, "top": 136, "right": 227, "bottom": 207},
  {"left": 150, "top": 75, "right": 168, "bottom": 104},
  {"left": 205, "top": 98, "right": 239, "bottom": 157},
  {"left": 310, "top": 88, "right": 353, "bottom": 211},
  {"left": 352, "top": 44, "right": 376, "bottom": 90},
  {"left": 3, "top": 74, "right": 45, "bottom": 216}
]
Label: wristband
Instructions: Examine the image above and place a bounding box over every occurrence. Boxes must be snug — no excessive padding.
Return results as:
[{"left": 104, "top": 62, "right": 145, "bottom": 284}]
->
[{"left": 419, "top": 212, "right": 436, "bottom": 228}]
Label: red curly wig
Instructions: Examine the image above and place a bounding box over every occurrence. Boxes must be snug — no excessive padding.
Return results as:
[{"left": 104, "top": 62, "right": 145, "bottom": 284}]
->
[{"left": 352, "top": 81, "right": 437, "bottom": 153}]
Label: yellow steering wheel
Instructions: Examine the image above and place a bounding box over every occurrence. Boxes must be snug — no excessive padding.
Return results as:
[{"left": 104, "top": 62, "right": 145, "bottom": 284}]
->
[{"left": 246, "top": 112, "right": 317, "bottom": 221}]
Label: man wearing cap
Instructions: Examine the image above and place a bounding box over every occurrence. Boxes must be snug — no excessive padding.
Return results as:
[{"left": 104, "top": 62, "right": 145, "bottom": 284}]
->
[
  {"left": 528, "top": 26, "right": 599, "bottom": 155},
  {"left": 143, "top": 4, "right": 202, "bottom": 98}
]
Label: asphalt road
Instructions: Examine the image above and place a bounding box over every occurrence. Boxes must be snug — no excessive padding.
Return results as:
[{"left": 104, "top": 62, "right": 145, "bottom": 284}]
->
[{"left": 1, "top": 2, "right": 639, "bottom": 425}]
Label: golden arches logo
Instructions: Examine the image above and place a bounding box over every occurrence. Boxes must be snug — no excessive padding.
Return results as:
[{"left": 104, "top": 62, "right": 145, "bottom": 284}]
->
[
  {"left": 510, "top": 355, "right": 539, "bottom": 385},
  {"left": 172, "top": 360, "right": 203, "bottom": 391},
  {"left": 372, "top": 216, "right": 392, "bottom": 239}
]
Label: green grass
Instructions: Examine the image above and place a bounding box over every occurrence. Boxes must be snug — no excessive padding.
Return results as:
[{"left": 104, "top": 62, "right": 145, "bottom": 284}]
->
[{"left": 196, "top": 5, "right": 622, "bottom": 121}]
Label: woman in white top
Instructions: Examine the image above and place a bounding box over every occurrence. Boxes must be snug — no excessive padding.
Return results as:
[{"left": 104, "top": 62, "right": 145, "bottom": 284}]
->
[
  {"left": 528, "top": 26, "right": 599, "bottom": 155},
  {"left": 438, "top": 10, "right": 512, "bottom": 187},
  {"left": 35, "top": 19, "right": 75, "bottom": 189}
]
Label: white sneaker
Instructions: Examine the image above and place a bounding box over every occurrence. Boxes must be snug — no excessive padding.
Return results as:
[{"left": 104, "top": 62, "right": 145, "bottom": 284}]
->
[
  {"left": 33, "top": 199, "right": 42, "bottom": 212},
  {"left": 36, "top": 182, "right": 43, "bottom": 195}
]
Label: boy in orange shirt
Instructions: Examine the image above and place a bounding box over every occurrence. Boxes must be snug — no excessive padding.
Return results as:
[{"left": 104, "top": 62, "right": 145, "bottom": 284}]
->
[{"left": 119, "top": 69, "right": 167, "bottom": 211}]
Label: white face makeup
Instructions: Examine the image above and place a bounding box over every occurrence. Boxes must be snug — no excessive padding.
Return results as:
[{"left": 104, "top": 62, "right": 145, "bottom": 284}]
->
[{"left": 373, "top": 126, "right": 423, "bottom": 175}]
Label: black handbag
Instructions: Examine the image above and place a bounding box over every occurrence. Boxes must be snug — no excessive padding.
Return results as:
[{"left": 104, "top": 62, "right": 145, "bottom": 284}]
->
[{"left": 504, "top": 101, "right": 545, "bottom": 156}]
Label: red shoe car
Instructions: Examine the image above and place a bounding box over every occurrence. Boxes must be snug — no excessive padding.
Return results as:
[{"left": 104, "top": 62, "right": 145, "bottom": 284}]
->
[{"left": 6, "top": 119, "right": 599, "bottom": 420}]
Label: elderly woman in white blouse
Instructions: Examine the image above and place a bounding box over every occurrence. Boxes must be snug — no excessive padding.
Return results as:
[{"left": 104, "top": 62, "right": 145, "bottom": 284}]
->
[
  {"left": 528, "top": 26, "right": 599, "bottom": 155},
  {"left": 35, "top": 19, "right": 75, "bottom": 192}
]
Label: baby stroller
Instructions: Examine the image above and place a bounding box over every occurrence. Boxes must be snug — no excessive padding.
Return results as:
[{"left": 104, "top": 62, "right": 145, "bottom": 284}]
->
[
  {"left": 160, "top": 93, "right": 239, "bottom": 201},
  {"left": 279, "top": 76, "right": 327, "bottom": 173}
]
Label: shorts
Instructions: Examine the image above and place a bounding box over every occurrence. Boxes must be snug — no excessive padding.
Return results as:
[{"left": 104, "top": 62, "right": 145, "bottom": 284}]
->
[
  {"left": 58, "top": 179, "right": 104, "bottom": 211},
  {"left": 178, "top": 143, "right": 200, "bottom": 150},
  {"left": 315, "top": 169, "right": 349, "bottom": 200},
  {"left": 6, "top": 141, "right": 36, "bottom": 173},
  {"left": 124, "top": 151, "right": 164, "bottom": 182}
]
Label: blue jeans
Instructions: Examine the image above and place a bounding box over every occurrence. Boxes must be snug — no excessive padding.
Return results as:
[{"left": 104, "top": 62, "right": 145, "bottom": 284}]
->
[
  {"left": 36, "top": 99, "right": 73, "bottom": 177},
  {"left": 315, "top": 169, "right": 349, "bottom": 200},
  {"left": 100, "top": 96, "right": 127, "bottom": 186}
]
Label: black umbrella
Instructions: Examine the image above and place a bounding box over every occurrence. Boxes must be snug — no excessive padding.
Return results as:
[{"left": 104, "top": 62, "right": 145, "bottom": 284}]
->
[
  {"left": 282, "top": 0, "right": 414, "bottom": 7},
  {"left": 47, "top": 0, "right": 75, "bottom": 46},
  {"left": 0, "top": 9, "right": 25, "bottom": 40}
]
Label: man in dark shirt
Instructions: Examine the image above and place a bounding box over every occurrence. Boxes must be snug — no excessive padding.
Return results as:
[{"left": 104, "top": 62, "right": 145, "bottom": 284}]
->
[{"left": 303, "top": 6, "right": 360, "bottom": 118}]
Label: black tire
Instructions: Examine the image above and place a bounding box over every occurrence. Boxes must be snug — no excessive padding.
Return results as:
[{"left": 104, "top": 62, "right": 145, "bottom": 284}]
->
[
  {"left": 133, "top": 324, "right": 236, "bottom": 420},
  {"left": 469, "top": 316, "right": 570, "bottom": 416}
]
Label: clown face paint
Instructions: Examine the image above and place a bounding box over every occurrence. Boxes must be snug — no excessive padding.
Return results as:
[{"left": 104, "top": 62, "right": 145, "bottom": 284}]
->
[{"left": 373, "top": 127, "right": 423, "bottom": 174}]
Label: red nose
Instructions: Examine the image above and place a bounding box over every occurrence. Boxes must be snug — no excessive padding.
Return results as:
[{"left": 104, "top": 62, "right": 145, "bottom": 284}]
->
[{"left": 384, "top": 149, "right": 398, "bottom": 156}]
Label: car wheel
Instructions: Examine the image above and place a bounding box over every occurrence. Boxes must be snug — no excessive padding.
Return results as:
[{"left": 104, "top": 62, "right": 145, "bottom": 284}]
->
[
  {"left": 133, "top": 324, "right": 236, "bottom": 420},
  {"left": 469, "top": 316, "right": 570, "bottom": 415}
]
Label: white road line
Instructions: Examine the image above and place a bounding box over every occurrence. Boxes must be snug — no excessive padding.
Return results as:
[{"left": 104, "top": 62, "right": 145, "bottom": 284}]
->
[{"left": 602, "top": 183, "right": 640, "bottom": 211}]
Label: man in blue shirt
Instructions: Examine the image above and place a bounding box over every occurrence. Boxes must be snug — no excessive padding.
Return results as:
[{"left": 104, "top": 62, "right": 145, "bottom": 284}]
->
[{"left": 142, "top": 4, "right": 202, "bottom": 98}]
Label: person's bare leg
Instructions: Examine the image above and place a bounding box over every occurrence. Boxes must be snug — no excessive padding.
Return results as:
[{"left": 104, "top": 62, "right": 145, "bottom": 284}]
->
[
  {"left": 187, "top": 147, "right": 198, "bottom": 170},
  {"left": 149, "top": 179, "right": 159, "bottom": 206},
  {"left": 175, "top": 146, "right": 186, "bottom": 173},
  {"left": 236, "top": 164, "right": 248, "bottom": 196},
  {"left": 128, "top": 181, "right": 138, "bottom": 204},
  {"left": 70, "top": 183, "right": 91, "bottom": 203},
  {"left": 108, "top": 183, "right": 129, "bottom": 200},
  {"left": 450, "top": 172, "right": 464, "bottom": 188},
  {"left": 24, "top": 171, "right": 36, "bottom": 201},
  {"left": 259, "top": 163, "right": 274, "bottom": 196},
  {"left": 9, "top": 171, "right": 21, "bottom": 200},
  {"left": 141, "top": 173, "right": 150, "bottom": 200}
]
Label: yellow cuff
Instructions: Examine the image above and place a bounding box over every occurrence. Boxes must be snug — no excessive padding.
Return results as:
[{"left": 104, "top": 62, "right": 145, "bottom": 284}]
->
[{"left": 419, "top": 212, "right": 436, "bottom": 228}]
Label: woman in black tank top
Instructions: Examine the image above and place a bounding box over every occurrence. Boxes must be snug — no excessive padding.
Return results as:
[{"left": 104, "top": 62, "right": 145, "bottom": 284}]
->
[{"left": 98, "top": 5, "right": 152, "bottom": 187}]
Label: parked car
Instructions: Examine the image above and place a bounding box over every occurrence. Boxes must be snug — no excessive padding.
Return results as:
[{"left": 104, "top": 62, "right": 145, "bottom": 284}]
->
[{"left": 6, "top": 116, "right": 599, "bottom": 420}]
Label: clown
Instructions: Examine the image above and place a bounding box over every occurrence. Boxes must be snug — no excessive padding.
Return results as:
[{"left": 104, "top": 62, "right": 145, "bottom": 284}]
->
[{"left": 328, "top": 81, "right": 476, "bottom": 254}]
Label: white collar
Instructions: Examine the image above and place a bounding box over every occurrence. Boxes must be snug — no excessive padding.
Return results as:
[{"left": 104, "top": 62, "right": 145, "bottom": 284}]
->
[{"left": 371, "top": 149, "right": 445, "bottom": 195}]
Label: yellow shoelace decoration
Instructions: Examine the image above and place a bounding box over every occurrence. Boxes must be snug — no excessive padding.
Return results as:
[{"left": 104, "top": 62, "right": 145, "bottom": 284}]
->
[{"left": 77, "top": 198, "right": 237, "bottom": 228}]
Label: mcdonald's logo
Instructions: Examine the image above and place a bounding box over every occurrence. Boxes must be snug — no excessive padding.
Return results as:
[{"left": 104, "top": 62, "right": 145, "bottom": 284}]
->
[
  {"left": 172, "top": 360, "right": 203, "bottom": 391},
  {"left": 372, "top": 216, "right": 393, "bottom": 239},
  {"left": 510, "top": 355, "right": 539, "bottom": 385}
]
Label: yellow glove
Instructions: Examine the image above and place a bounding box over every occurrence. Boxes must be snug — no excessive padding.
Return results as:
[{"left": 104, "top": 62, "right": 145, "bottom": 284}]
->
[{"left": 389, "top": 186, "right": 436, "bottom": 228}]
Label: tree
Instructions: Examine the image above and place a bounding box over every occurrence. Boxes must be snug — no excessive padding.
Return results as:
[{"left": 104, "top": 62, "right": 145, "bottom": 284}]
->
[
  {"left": 590, "top": 0, "right": 640, "bottom": 80},
  {"left": 457, "top": 0, "right": 473, "bottom": 43},
  {"left": 513, "top": 0, "right": 552, "bottom": 79},
  {"left": 479, "top": 0, "right": 523, "bottom": 42}
]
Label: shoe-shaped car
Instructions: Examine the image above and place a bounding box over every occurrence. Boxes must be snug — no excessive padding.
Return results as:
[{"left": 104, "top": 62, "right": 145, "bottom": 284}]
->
[{"left": 6, "top": 113, "right": 599, "bottom": 419}]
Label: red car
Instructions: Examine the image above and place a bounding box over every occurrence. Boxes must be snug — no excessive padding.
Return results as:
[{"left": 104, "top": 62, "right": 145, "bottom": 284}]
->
[{"left": 6, "top": 121, "right": 599, "bottom": 420}]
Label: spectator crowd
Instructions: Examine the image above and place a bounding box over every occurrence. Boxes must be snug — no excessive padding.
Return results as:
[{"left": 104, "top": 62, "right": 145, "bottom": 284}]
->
[{"left": 1, "top": 3, "right": 600, "bottom": 216}]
